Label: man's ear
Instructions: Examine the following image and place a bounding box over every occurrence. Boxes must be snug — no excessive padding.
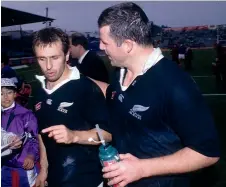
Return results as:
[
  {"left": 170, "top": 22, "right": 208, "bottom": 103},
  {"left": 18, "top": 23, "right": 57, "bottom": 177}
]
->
[
  {"left": 66, "top": 51, "right": 70, "bottom": 62},
  {"left": 123, "top": 39, "right": 134, "bottom": 54}
]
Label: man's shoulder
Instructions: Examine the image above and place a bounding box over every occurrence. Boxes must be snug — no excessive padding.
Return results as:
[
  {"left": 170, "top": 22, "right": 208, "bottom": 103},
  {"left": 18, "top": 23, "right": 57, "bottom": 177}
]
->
[
  {"left": 85, "top": 51, "right": 104, "bottom": 62},
  {"left": 150, "top": 57, "right": 186, "bottom": 80},
  {"left": 145, "top": 57, "right": 198, "bottom": 95},
  {"left": 80, "top": 75, "right": 105, "bottom": 92}
]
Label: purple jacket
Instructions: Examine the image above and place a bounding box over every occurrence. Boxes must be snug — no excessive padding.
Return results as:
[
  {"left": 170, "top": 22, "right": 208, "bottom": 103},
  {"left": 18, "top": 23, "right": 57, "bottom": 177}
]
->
[{"left": 1, "top": 103, "right": 39, "bottom": 168}]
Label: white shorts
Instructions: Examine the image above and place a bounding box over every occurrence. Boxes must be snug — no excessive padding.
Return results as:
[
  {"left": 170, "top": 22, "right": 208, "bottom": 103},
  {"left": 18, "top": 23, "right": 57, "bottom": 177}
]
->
[{"left": 178, "top": 54, "right": 185, "bottom": 60}]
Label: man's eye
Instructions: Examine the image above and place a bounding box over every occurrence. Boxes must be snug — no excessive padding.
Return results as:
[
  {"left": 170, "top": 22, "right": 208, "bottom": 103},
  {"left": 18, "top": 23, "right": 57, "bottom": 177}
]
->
[
  {"left": 38, "top": 58, "right": 45, "bottom": 61},
  {"left": 52, "top": 56, "right": 59, "bottom": 60}
]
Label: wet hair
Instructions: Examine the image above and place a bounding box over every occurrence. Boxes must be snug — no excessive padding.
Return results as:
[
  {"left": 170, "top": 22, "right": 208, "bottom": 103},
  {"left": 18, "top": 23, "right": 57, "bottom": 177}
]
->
[
  {"left": 98, "top": 2, "right": 152, "bottom": 46},
  {"left": 32, "top": 27, "right": 70, "bottom": 55},
  {"left": 70, "top": 32, "right": 89, "bottom": 50}
]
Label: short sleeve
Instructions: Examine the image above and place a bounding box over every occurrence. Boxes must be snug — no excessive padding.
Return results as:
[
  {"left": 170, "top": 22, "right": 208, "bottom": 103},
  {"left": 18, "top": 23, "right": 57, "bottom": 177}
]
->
[
  {"left": 82, "top": 79, "right": 109, "bottom": 132},
  {"left": 168, "top": 85, "right": 220, "bottom": 157}
]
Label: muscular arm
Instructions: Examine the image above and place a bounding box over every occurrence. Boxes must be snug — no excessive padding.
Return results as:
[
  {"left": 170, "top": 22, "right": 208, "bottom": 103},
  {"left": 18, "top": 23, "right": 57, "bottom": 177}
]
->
[
  {"left": 139, "top": 81, "right": 220, "bottom": 178},
  {"left": 42, "top": 125, "right": 112, "bottom": 145},
  {"left": 140, "top": 147, "right": 219, "bottom": 178},
  {"left": 103, "top": 147, "right": 219, "bottom": 186}
]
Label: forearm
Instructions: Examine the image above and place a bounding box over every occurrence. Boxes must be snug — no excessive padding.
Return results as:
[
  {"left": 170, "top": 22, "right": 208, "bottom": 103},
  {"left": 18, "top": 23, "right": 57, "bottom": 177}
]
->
[
  {"left": 140, "top": 147, "right": 219, "bottom": 178},
  {"left": 73, "top": 128, "right": 112, "bottom": 145},
  {"left": 38, "top": 135, "right": 48, "bottom": 173}
]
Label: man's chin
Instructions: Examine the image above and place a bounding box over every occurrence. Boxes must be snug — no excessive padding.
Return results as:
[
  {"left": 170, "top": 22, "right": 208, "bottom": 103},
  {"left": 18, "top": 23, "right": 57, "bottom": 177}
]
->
[
  {"left": 45, "top": 76, "right": 58, "bottom": 82},
  {"left": 110, "top": 61, "right": 120, "bottom": 67},
  {"left": 2, "top": 103, "right": 13, "bottom": 108}
]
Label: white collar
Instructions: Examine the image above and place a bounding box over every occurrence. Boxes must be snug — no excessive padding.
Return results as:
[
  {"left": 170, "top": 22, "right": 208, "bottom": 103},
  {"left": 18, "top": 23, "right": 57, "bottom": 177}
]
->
[
  {"left": 142, "top": 47, "right": 164, "bottom": 74},
  {"left": 119, "top": 47, "right": 164, "bottom": 91},
  {"left": 2, "top": 102, "right": 15, "bottom": 112},
  {"left": 35, "top": 66, "right": 80, "bottom": 95},
  {"left": 78, "top": 50, "right": 89, "bottom": 64}
]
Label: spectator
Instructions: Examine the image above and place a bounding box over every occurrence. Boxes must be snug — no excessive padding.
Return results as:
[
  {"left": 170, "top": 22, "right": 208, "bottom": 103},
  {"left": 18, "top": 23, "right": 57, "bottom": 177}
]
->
[
  {"left": 171, "top": 44, "right": 179, "bottom": 65},
  {"left": 1, "top": 52, "right": 19, "bottom": 85},
  {"left": 1, "top": 78, "right": 39, "bottom": 187},
  {"left": 185, "top": 46, "right": 193, "bottom": 71},
  {"left": 70, "top": 32, "right": 109, "bottom": 83}
]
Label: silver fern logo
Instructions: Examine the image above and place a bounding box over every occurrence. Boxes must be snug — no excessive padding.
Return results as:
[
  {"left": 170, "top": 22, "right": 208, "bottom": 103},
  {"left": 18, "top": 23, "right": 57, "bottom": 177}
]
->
[
  {"left": 59, "top": 102, "right": 74, "bottom": 108},
  {"left": 57, "top": 102, "right": 74, "bottom": 113},
  {"left": 129, "top": 105, "right": 149, "bottom": 120}
]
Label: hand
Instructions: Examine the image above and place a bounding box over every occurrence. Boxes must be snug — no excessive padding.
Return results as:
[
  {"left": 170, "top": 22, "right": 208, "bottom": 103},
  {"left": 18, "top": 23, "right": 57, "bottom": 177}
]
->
[
  {"left": 35, "top": 170, "right": 48, "bottom": 187},
  {"left": 9, "top": 136, "right": 22, "bottom": 149},
  {"left": 42, "top": 125, "right": 78, "bottom": 144},
  {"left": 23, "top": 155, "right": 34, "bottom": 170},
  {"left": 102, "top": 153, "right": 144, "bottom": 187}
]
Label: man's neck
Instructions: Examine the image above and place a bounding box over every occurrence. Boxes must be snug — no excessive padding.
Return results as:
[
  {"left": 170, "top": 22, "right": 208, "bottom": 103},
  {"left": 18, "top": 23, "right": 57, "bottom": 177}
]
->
[
  {"left": 2, "top": 102, "right": 15, "bottom": 111},
  {"left": 78, "top": 49, "right": 89, "bottom": 63},
  {"left": 123, "top": 46, "right": 154, "bottom": 86},
  {"left": 47, "top": 65, "right": 71, "bottom": 90},
  {"left": 79, "top": 48, "right": 86, "bottom": 58}
]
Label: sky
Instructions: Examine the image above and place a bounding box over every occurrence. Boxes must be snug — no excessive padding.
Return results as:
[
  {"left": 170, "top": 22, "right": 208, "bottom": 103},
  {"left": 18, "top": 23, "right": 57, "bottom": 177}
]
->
[{"left": 2, "top": 1, "right": 226, "bottom": 32}]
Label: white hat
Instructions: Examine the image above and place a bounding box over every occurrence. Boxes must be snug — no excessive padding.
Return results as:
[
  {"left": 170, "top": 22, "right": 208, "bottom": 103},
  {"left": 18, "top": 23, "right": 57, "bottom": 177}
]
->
[{"left": 1, "top": 78, "right": 17, "bottom": 88}]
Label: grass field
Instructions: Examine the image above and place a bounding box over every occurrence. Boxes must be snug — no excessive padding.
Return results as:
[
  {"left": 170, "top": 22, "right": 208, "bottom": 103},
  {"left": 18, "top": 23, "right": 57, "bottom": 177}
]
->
[{"left": 16, "top": 48, "right": 226, "bottom": 187}]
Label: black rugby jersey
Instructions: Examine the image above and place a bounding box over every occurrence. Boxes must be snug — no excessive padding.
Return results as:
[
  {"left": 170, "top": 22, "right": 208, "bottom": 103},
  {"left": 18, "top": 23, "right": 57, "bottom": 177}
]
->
[
  {"left": 105, "top": 57, "right": 220, "bottom": 187},
  {"left": 34, "top": 68, "right": 108, "bottom": 187}
]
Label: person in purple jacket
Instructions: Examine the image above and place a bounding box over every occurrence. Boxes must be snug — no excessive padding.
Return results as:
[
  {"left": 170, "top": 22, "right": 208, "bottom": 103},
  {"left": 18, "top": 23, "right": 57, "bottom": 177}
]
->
[{"left": 1, "top": 78, "right": 39, "bottom": 187}]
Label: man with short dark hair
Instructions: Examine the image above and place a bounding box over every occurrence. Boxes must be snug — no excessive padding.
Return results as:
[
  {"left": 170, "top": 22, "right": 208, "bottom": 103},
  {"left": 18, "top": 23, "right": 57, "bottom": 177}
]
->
[
  {"left": 1, "top": 52, "right": 19, "bottom": 85},
  {"left": 70, "top": 32, "right": 109, "bottom": 83},
  {"left": 32, "top": 27, "right": 111, "bottom": 187},
  {"left": 97, "top": 2, "right": 220, "bottom": 187}
]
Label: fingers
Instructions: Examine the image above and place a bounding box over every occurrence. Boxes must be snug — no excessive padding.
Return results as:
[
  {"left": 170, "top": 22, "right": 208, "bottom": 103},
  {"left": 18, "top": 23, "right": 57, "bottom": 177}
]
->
[
  {"left": 108, "top": 176, "right": 124, "bottom": 187},
  {"left": 108, "top": 175, "right": 124, "bottom": 186},
  {"left": 23, "top": 160, "right": 28, "bottom": 169},
  {"left": 119, "top": 153, "right": 133, "bottom": 160},
  {"left": 48, "top": 130, "right": 64, "bottom": 138},
  {"left": 102, "top": 162, "right": 120, "bottom": 172},
  {"left": 26, "top": 160, "right": 34, "bottom": 170},
  {"left": 23, "top": 160, "right": 29, "bottom": 170},
  {"left": 10, "top": 136, "right": 22, "bottom": 149},
  {"left": 103, "top": 168, "right": 123, "bottom": 178},
  {"left": 14, "top": 140, "right": 22, "bottom": 147},
  {"left": 118, "top": 180, "right": 128, "bottom": 187},
  {"left": 35, "top": 180, "right": 45, "bottom": 187},
  {"left": 42, "top": 125, "right": 67, "bottom": 141},
  {"left": 11, "top": 140, "right": 22, "bottom": 149},
  {"left": 49, "top": 133, "right": 65, "bottom": 143},
  {"left": 23, "top": 159, "right": 34, "bottom": 170},
  {"left": 53, "top": 134, "right": 65, "bottom": 140},
  {"left": 35, "top": 176, "right": 47, "bottom": 187},
  {"left": 42, "top": 125, "right": 64, "bottom": 134}
]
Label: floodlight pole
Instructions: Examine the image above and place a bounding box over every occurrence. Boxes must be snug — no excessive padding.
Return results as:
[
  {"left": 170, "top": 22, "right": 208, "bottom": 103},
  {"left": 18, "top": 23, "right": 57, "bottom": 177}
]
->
[
  {"left": 46, "top": 7, "right": 48, "bottom": 28},
  {"left": 216, "top": 25, "right": 219, "bottom": 44}
]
